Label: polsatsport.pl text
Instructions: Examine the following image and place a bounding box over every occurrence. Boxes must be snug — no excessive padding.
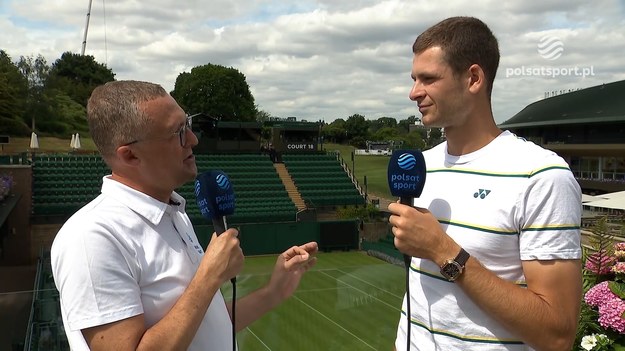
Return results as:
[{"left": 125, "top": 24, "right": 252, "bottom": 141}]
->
[{"left": 505, "top": 66, "right": 595, "bottom": 78}]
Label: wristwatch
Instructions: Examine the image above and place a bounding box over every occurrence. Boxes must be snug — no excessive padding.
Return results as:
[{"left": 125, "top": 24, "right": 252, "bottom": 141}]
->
[{"left": 440, "top": 248, "right": 470, "bottom": 282}]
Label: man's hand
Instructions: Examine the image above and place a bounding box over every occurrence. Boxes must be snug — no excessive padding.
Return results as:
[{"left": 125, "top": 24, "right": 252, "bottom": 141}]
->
[
  {"left": 201, "top": 229, "right": 244, "bottom": 284},
  {"left": 388, "top": 202, "right": 456, "bottom": 265},
  {"left": 268, "top": 242, "right": 318, "bottom": 301},
  {"left": 229, "top": 241, "right": 318, "bottom": 331}
]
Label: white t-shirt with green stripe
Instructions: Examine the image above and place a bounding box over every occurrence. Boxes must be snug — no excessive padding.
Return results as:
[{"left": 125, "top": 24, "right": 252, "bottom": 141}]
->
[{"left": 395, "top": 130, "right": 582, "bottom": 351}]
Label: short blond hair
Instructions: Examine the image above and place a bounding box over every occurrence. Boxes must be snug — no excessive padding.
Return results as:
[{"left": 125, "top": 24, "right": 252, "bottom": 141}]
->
[{"left": 87, "top": 80, "right": 168, "bottom": 159}]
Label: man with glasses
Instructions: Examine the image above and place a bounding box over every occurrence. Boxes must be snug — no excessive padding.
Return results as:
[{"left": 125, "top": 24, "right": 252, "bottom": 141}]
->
[
  {"left": 51, "top": 80, "right": 318, "bottom": 351},
  {"left": 123, "top": 113, "right": 194, "bottom": 148}
]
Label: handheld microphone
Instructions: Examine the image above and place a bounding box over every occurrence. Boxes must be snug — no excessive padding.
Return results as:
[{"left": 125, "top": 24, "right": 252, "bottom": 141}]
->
[
  {"left": 195, "top": 170, "right": 238, "bottom": 351},
  {"left": 387, "top": 149, "right": 427, "bottom": 264},
  {"left": 194, "top": 170, "right": 236, "bottom": 235},
  {"left": 387, "top": 150, "right": 427, "bottom": 208},
  {"left": 387, "top": 150, "right": 426, "bottom": 351}
]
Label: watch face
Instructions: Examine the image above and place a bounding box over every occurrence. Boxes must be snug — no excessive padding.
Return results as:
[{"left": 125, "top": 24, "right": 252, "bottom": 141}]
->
[{"left": 441, "top": 261, "right": 462, "bottom": 281}]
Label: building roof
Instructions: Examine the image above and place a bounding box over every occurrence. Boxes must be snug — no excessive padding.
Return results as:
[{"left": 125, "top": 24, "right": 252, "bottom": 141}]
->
[
  {"left": 218, "top": 121, "right": 262, "bottom": 129},
  {"left": 599, "top": 190, "right": 625, "bottom": 199},
  {"left": 582, "top": 194, "right": 602, "bottom": 203},
  {"left": 499, "top": 80, "right": 625, "bottom": 129},
  {"left": 583, "top": 191, "right": 625, "bottom": 211},
  {"left": 269, "top": 122, "right": 320, "bottom": 131},
  {"left": 583, "top": 197, "right": 625, "bottom": 211}
]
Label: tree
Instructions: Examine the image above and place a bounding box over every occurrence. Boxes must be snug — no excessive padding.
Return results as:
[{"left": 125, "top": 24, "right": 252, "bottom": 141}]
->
[
  {"left": 369, "top": 117, "right": 397, "bottom": 134},
  {"left": 0, "top": 75, "right": 31, "bottom": 135},
  {"left": 372, "top": 127, "right": 400, "bottom": 141},
  {"left": 255, "top": 109, "right": 273, "bottom": 122},
  {"left": 17, "top": 54, "right": 48, "bottom": 94},
  {"left": 45, "top": 94, "right": 89, "bottom": 136},
  {"left": 398, "top": 115, "right": 420, "bottom": 134},
  {"left": 350, "top": 136, "right": 366, "bottom": 149},
  {"left": 17, "top": 54, "right": 50, "bottom": 130},
  {"left": 344, "top": 114, "right": 369, "bottom": 141},
  {"left": 171, "top": 63, "right": 256, "bottom": 121},
  {"left": 426, "top": 128, "right": 444, "bottom": 148},
  {"left": 0, "top": 50, "right": 29, "bottom": 135},
  {"left": 322, "top": 118, "right": 347, "bottom": 143},
  {"left": 47, "top": 52, "right": 115, "bottom": 107},
  {"left": 399, "top": 131, "right": 426, "bottom": 149}
]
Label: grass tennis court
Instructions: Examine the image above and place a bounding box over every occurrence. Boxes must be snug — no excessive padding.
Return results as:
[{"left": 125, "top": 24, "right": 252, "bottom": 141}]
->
[
  {"left": 222, "top": 251, "right": 405, "bottom": 350},
  {"left": 324, "top": 143, "right": 392, "bottom": 200}
]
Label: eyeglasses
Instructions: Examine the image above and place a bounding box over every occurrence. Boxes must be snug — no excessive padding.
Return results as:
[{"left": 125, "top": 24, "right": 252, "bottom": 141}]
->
[{"left": 123, "top": 114, "right": 196, "bottom": 147}]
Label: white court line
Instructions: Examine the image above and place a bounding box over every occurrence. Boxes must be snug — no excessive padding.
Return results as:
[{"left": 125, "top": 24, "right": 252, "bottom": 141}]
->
[
  {"left": 233, "top": 286, "right": 351, "bottom": 296},
  {"left": 234, "top": 264, "right": 387, "bottom": 278},
  {"left": 296, "top": 286, "right": 351, "bottom": 293},
  {"left": 319, "top": 270, "right": 401, "bottom": 312},
  {"left": 245, "top": 327, "right": 272, "bottom": 351},
  {"left": 336, "top": 268, "right": 404, "bottom": 299},
  {"left": 293, "top": 295, "right": 377, "bottom": 350}
]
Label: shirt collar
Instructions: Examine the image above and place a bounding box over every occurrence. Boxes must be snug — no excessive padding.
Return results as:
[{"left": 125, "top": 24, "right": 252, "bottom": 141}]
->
[{"left": 100, "top": 176, "right": 187, "bottom": 226}]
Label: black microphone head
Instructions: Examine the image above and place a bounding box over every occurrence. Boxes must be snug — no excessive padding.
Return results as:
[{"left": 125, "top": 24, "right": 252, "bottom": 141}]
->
[
  {"left": 387, "top": 149, "right": 426, "bottom": 198},
  {"left": 194, "top": 170, "right": 235, "bottom": 221}
]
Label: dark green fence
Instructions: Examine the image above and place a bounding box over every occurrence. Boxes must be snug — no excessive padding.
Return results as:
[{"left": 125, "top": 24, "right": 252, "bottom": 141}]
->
[{"left": 194, "top": 220, "right": 359, "bottom": 255}]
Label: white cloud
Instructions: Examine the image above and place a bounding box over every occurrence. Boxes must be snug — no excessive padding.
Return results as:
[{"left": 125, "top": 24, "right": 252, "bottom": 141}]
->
[{"left": 1, "top": 0, "right": 623, "bottom": 124}]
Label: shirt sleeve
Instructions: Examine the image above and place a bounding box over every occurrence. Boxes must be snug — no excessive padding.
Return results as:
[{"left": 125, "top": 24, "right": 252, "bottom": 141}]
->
[
  {"left": 518, "top": 165, "right": 582, "bottom": 260},
  {"left": 52, "top": 220, "right": 144, "bottom": 331}
]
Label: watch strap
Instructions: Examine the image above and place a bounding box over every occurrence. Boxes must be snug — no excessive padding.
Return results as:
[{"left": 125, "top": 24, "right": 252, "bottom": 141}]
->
[{"left": 454, "top": 248, "right": 470, "bottom": 267}]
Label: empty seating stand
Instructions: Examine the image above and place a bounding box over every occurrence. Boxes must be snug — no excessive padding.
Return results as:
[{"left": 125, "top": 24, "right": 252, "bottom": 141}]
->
[
  {"left": 179, "top": 153, "right": 298, "bottom": 224},
  {"left": 30, "top": 153, "right": 298, "bottom": 223},
  {"left": 0, "top": 153, "right": 29, "bottom": 165},
  {"left": 24, "top": 250, "right": 69, "bottom": 350},
  {"left": 31, "top": 154, "right": 110, "bottom": 217},
  {"left": 283, "top": 154, "right": 365, "bottom": 207}
]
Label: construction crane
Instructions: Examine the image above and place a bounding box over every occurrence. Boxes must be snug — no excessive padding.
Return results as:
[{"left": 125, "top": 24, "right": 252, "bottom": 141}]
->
[{"left": 81, "top": 0, "right": 94, "bottom": 55}]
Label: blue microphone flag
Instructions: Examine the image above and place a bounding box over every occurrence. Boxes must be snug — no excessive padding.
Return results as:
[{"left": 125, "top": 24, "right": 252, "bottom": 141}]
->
[
  {"left": 387, "top": 150, "right": 426, "bottom": 198},
  {"left": 195, "top": 170, "right": 235, "bottom": 234}
]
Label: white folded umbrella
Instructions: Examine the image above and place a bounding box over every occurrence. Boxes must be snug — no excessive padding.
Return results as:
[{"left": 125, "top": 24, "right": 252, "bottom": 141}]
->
[
  {"left": 74, "top": 133, "right": 81, "bottom": 149},
  {"left": 30, "top": 132, "right": 39, "bottom": 149}
]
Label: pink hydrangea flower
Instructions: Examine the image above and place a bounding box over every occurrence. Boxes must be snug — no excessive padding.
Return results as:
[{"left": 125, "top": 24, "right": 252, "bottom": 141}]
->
[
  {"left": 598, "top": 297, "right": 625, "bottom": 334},
  {"left": 585, "top": 281, "right": 618, "bottom": 308},
  {"left": 613, "top": 262, "right": 625, "bottom": 275},
  {"left": 585, "top": 251, "right": 616, "bottom": 275},
  {"left": 615, "top": 242, "right": 625, "bottom": 251}
]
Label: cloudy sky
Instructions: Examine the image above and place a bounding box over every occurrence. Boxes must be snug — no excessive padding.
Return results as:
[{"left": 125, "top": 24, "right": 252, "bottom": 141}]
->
[{"left": 1, "top": 0, "right": 623, "bottom": 124}]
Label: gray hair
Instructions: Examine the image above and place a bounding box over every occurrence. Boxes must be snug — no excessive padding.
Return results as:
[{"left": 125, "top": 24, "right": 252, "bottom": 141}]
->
[{"left": 87, "top": 80, "right": 168, "bottom": 159}]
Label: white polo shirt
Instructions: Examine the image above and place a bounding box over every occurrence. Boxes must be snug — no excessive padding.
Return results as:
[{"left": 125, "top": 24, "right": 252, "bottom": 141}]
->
[{"left": 51, "top": 176, "right": 234, "bottom": 351}]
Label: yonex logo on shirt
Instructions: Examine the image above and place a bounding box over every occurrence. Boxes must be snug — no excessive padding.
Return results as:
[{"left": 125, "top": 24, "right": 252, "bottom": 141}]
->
[{"left": 473, "top": 189, "right": 491, "bottom": 199}]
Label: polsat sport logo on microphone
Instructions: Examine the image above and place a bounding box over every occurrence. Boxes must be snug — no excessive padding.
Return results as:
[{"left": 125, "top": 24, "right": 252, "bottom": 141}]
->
[
  {"left": 216, "top": 173, "right": 230, "bottom": 190},
  {"left": 194, "top": 179, "right": 201, "bottom": 197},
  {"left": 195, "top": 179, "right": 212, "bottom": 218},
  {"left": 214, "top": 173, "right": 235, "bottom": 212},
  {"left": 398, "top": 153, "right": 416, "bottom": 170},
  {"left": 390, "top": 153, "right": 421, "bottom": 191}
]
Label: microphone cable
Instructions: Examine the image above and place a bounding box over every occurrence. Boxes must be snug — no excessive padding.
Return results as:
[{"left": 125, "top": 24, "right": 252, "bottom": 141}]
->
[
  {"left": 404, "top": 254, "right": 412, "bottom": 351},
  {"left": 231, "top": 277, "right": 236, "bottom": 351},
  {"left": 399, "top": 198, "right": 412, "bottom": 351},
  {"left": 222, "top": 216, "right": 237, "bottom": 351}
]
